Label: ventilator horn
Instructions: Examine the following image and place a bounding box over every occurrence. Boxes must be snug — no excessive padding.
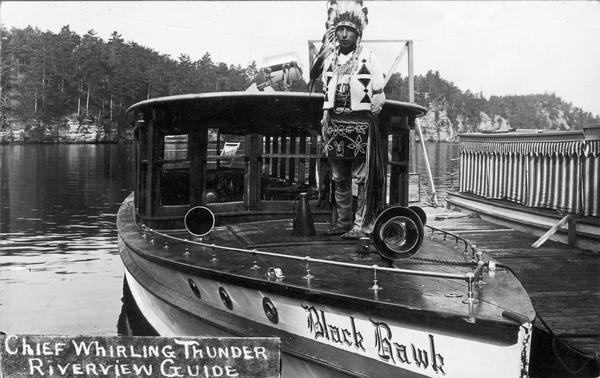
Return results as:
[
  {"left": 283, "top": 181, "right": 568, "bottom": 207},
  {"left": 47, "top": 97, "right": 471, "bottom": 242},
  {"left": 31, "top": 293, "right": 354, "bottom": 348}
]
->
[
  {"left": 184, "top": 206, "right": 216, "bottom": 237},
  {"left": 372, "top": 206, "right": 424, "bottom": 260}
]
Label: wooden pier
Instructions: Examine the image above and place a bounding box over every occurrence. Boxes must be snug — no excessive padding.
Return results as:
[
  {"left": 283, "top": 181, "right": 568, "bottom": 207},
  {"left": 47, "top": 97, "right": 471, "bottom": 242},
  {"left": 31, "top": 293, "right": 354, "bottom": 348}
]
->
[{"left": 423, "top": 205, "right": 599, "bottom": 377}]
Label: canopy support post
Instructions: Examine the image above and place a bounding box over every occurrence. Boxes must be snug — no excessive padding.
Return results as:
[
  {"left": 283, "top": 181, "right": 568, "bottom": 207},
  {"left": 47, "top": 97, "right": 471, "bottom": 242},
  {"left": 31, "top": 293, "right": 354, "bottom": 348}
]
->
[{"left": 415, "top": 118, "right": 439, "bottom": 207}]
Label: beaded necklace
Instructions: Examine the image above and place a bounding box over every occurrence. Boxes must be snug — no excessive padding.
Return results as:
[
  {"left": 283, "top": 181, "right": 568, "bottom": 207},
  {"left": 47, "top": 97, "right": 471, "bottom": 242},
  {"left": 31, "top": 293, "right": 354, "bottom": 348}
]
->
[{"left": 332, "top": 46, "right": 361, "bottom": 114}]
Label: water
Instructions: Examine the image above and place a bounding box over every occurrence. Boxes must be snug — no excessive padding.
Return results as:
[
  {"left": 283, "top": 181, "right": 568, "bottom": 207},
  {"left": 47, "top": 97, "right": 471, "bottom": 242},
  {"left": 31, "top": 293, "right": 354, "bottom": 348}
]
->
[
  {"left": 0, "top": 142, "right": 457, "bottom": 336},
  {"left": 0, "top": 144, "right": 135, "bottom": 335},
  {"left": 414, "top": 142, "right": 460, "bottom": 204}
]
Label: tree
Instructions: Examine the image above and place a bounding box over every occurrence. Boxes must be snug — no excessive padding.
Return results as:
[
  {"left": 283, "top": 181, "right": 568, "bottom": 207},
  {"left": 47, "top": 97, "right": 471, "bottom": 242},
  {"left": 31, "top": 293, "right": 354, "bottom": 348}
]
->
[
  {"left": 3, "top": 25, "right": 598, "bottom": 138},
  {"left": 73, "top": 30, "right": 109, "bottom": 118}
]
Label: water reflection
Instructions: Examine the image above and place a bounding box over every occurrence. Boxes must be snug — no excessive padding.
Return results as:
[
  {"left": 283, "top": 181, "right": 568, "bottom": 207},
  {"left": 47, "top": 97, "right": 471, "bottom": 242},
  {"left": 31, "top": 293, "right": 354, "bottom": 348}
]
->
[
  {"left": 117, "top": 278, "right": 158, "bottom": 337},
  {"left": 0, "top": 144, "right": 134, "bottom": 335},
  {"left": 414, "top": 142, "right": 460, "bottom": 202}
]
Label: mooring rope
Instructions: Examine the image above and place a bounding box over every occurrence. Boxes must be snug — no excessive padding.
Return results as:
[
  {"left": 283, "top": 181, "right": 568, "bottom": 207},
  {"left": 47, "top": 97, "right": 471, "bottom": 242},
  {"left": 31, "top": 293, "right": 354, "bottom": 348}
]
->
[{"left": 409, "top": 256, "right": 477, "bottom": 267}]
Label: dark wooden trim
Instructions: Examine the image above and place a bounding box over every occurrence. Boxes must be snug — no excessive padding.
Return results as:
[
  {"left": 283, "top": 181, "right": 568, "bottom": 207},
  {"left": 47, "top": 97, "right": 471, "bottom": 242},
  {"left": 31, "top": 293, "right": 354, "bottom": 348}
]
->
[
  {"left": 299, "top": 137, "right": 307, "bottom": 184},
  {"left": 134, "top": 128, "right": 143, "bottom": 213},
  {"left": 245, "top": 133, "right": 262, "bottom": 211},
  {"left": 189, "top": 128, "right": 207, "bottom": 207},
  {"left": 288, "top": 136, "right": 297, "bottom": 182},
  {"left": 263, "top": 136, "right": 272, "bottom": 174},
  {"left": 568, "top": 216, "right": 577, "bottom": 246},
  {"left": 388, "top": 161, "right": 409, "bottom": 167},
  {"left": 144, "top": 119, "right": 155, "bottom": 216},
  {"left": 155, "top": 158, "right": 189, "bottom": 165},
  {"left": 125, "top": 92, "right": 426, "bottom": 121},
  {"left": 308, "top": 136, "right": 317, "bottom": 187},
  {"left": 264, "top": 153, "right": 321, "bottom": 159},
  {"left": 390, "top": 128, "right": 409, "bottom": 206},
  {"left": 279, "top": 137, "right": 287, "bottom": 179},
  {"left": 119, "top": 230, "right": 521, "bottom": 345},
  {"left": 271, "top": 137, "right": 279, "bottom": 177}
]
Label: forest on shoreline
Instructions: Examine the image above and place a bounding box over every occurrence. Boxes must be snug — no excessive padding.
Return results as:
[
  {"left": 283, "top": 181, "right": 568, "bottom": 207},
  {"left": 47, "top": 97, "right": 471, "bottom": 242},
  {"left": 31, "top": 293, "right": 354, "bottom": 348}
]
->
[{"left": 1, "top": 25, "right": 598, "bottom": 143}]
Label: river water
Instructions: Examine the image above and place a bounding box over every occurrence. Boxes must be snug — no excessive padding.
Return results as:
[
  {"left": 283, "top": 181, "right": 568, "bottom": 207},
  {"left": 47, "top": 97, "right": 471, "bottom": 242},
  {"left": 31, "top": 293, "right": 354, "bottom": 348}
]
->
[{"left": 0, "top": 142, "right": 458, "bottom": 336}]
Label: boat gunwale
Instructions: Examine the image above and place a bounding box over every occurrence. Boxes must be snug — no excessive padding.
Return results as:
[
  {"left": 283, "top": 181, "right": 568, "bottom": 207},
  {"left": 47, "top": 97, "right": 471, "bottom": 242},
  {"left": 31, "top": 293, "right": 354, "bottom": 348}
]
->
[
  {"left": 118, "top": 201, "right": 527, "bottom": 345},
  {"left": 142, "top": 223, "right": 468, "bottom": 281},
  {"left": 120, "top": 234, "right": 522, "bottom": 345}
]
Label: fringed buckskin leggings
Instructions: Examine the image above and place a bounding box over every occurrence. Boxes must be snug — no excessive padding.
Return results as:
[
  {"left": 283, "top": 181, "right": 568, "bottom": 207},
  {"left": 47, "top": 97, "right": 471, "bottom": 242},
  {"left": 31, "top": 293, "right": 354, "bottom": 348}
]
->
[{"left": 330, "top": 158, "right": 367, "bottom": 231}]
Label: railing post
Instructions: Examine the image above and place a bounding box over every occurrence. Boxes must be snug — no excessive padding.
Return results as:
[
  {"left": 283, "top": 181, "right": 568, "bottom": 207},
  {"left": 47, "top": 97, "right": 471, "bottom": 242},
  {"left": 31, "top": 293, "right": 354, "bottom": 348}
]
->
[
  {"left": 210, "top": 244, "right": 217, "bottom": 263},
  {"left": 302, "top": 256, "right": 314, "bottom": 280},
  {"left": 462, "top": 272, "right": 479, "bottom": 304},
  {"left": 250, "top": 249, "right": 260, "bottom": 270},
  {"left": 370, "top": 265, "right": 382, "bottom": 291}
]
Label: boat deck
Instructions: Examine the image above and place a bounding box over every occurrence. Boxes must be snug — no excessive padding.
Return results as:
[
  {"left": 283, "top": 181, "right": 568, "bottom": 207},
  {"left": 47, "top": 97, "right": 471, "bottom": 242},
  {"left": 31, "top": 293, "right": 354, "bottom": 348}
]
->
[
  {"left": 136, "top": 220, "right": 534, "bottom": 326},
  {"left": 424, "top": 205, "right": 600, "bottom": 366},
  {"left": 118, "top": 194, "right": 536, "bottom": 340}
]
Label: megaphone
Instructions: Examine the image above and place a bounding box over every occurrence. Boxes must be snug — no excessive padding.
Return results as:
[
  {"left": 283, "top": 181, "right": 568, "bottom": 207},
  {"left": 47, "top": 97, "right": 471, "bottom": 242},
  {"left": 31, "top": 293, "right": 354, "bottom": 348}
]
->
[
  {"left": 260, "top": 52, "right": 303, "bottom": 91},
  {"left": 372, "top": 206, "right": 425, "bottom": 260},
  {"left": 292, "top": 193, "right": 316, "bottom": 236}
]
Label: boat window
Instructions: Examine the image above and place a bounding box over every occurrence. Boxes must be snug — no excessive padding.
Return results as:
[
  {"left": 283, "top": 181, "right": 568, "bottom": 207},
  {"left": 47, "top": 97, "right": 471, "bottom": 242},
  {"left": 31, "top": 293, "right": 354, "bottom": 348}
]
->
[
  {"left": 134, "top": 127, "right": 147, "bottom": 213},
  {"left": 208, "top": 130, "right": 244, "bottom": 169},
  {"left": 160, "top": 134, "right": 190, "bottom": 206},
  {"left": 164, "top": 134, "right": 188, "bottom": 160},
  {"left": 205, "top": 130, "right": 245, "bottom": 203},
  {"left": 202, "top": 133, "right": 322, "bottom": 204},
  {"left": 261, "top": 136, "right": 320, "bottom": 201}
]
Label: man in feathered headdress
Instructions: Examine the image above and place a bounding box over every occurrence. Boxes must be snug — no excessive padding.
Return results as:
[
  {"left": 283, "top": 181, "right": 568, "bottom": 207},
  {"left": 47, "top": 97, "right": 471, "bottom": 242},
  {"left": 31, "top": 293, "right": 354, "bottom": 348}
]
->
[{"left": 311, "top": 0, "right": 386, "bottom": 239}]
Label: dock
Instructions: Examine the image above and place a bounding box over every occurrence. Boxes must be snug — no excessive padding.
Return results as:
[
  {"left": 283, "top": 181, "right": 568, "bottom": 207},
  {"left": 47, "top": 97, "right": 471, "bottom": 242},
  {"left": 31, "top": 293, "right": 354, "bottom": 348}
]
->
[{"left": 423, "top": 204, "right": 599, "bottom": 377}]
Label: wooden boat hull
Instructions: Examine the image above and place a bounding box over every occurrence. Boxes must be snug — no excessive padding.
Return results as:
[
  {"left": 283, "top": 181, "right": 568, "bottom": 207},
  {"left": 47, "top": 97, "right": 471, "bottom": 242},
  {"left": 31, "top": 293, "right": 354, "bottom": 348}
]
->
[
  {"left": 118, "top": 91, "right": 535, "bottom": 377},
  {"left": 446, "top": 192, "right": 600, "bottom": 251},
  {"left": 123, "top": 270, "right": 349, "bottom": 377},
  {"left": 119, "top": 223, "right": 533, "bottom": 377}
]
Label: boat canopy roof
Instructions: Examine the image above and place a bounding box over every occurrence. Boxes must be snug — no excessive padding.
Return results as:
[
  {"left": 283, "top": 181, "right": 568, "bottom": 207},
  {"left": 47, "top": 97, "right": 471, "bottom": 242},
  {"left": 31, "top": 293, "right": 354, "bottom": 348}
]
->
[
  {"left": 126, "top": 91, "right": 427, "bottom": 136},
  {"left": 459, "top": 127, "right": 600, "bottom": 157}
]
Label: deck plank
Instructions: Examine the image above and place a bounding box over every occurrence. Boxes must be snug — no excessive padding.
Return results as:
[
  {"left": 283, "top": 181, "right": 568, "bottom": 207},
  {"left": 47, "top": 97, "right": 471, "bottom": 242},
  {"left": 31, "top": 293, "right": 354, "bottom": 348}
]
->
[{"left": 425, "top": 204, "right": 600, "bottom": 356}]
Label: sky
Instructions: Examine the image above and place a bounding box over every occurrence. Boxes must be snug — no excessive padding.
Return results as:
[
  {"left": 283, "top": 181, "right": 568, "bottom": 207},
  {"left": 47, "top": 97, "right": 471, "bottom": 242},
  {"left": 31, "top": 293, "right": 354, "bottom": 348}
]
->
[{"left": 2, "top": 1, "right": 600, "bottom": 116}]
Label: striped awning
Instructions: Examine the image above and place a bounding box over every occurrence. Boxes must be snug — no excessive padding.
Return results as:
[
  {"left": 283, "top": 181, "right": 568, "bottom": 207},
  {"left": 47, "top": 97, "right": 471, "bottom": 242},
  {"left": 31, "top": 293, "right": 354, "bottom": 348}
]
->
[
  {"left": 458, "top": 133, "right": 599, "bottom": 217},
  {"left": 583, "top": 140, "right": 600, "bottom": 156},
  {"left": 459, "top": 129, "right": 600, "bottom": 157},
  {"left": 459, "top": 140, "right": 589, "bottom": 156}
]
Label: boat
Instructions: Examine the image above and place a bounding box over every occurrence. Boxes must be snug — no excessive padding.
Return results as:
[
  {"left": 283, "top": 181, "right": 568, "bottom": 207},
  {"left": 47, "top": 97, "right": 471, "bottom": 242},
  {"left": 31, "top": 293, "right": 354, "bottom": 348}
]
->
[
  {"left": 117, "top": 91, "right": 536, "bottom": 377},
  {"left": 448, "top": 125, "right": 600, "bottom": 252}
]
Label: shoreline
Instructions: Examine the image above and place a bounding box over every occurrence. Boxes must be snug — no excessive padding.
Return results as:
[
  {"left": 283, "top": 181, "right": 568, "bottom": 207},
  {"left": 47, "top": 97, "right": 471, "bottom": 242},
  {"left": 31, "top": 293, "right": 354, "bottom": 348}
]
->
[{"left": 0, "top": 140, "right": 132, "bottom": 145}]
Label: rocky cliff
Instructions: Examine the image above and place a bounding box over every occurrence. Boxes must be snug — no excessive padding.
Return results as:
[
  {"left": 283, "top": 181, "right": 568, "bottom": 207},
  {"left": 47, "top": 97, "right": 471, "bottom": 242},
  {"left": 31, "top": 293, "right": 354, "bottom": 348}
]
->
[{"left": 414, "top": 91, "right": 592, "bottom": 142}]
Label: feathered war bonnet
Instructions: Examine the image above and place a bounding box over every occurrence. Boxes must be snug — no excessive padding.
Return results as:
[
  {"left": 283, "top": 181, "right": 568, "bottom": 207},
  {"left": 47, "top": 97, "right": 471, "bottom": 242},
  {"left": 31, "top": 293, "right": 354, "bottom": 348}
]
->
[
  {"left": 308, "top": 0, "right": 369, "bottom": 91},
  {"left": 326, "top": 0, "right": 369, "bottom": 37}
]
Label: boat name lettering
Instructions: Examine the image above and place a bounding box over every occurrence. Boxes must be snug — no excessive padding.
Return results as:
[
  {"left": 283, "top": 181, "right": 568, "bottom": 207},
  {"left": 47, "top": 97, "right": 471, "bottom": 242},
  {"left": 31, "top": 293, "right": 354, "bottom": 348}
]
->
[
  {"left": 371, "top": 320, "right": 446, "bottom": 375},
  {"left": 302, "top": 304, "right": 366, "bottom": 352},
  {"left": 301, "top": 306, "right": 446, "bottom": 375}
]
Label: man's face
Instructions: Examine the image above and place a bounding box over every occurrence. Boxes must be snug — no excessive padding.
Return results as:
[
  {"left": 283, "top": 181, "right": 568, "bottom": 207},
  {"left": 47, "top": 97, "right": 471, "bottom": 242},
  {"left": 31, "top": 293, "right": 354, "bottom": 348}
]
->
[{"left": 336, "top": 25, "right": 358, "bottom": 52}]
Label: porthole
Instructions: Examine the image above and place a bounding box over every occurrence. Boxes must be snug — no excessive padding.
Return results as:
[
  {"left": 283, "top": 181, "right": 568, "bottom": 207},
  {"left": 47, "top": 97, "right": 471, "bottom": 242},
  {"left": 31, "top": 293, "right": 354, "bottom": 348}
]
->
[
  {"left": 188, "top": 279, "right": 201, "bottom": 299},
  {"left": 219, "top": 287, "right": 233, "bottom": 310},
  {"left": 262, "top": 297, "right": 279, "bottom": 324}
]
